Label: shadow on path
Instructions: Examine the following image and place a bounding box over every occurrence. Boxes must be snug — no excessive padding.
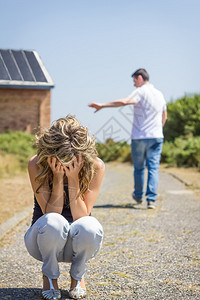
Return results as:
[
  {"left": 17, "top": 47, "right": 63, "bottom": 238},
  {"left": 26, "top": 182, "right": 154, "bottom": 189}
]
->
[
  {"left": 0, "top": 288, "right": 70, "bottom": 299},
  {"left": 94, "top": 203, "right": 146, "bottom": 210}
]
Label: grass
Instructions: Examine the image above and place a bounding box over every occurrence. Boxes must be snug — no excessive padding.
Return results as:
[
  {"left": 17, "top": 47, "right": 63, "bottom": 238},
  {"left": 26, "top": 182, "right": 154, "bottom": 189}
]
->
[
  {"left": 0, "top": 152, "right": 21, "bottom": 177},
  {"left": 0, "top": 131, "right": 36, "bottom": 174},
  {"left": 0, "top": 131, "right": 36, "bottom": 223},
  {"left": 0, "top": 172, "right": 33, "bottom": 224}
]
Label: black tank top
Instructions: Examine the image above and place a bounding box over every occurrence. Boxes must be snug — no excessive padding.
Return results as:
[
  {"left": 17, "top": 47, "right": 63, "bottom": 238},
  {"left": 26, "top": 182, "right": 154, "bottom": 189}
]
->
[{"left": 31, "top": 184, "right": 73, "bottom": 225}]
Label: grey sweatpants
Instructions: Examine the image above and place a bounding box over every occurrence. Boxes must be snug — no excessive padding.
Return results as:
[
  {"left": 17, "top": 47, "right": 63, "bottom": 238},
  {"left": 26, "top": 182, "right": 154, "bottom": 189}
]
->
[{"left": 24, "top": 213, "right": 103, "bottom": 281}]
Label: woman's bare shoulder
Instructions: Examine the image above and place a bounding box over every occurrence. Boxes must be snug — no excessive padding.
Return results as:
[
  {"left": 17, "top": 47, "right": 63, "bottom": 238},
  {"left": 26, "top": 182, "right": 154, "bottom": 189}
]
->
[
  {"left": 94, "top": 157, "right": 105, "bottom": 172},
  {"left": 28, "top": 155, "right": 39, "bottom": 171}
]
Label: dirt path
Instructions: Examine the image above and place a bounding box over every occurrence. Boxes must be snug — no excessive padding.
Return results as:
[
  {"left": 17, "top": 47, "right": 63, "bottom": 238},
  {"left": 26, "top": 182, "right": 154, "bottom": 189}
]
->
[
  {"left": 1, "top": 164, "right": 200, "bottom": 225},
  {"left": 0, "top": 163, "right": 200, "bottom": 299}
]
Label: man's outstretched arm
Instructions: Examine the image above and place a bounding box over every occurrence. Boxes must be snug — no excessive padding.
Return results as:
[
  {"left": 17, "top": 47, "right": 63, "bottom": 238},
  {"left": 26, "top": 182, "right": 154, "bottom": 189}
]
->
[{"left": 88, "top": 97, "right": 135, "bottom": 113}]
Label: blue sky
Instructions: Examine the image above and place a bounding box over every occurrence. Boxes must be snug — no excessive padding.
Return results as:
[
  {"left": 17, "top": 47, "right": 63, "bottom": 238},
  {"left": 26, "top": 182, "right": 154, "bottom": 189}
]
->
[{"left": 1, "top": 0, "right": 200, "bottom": 142}]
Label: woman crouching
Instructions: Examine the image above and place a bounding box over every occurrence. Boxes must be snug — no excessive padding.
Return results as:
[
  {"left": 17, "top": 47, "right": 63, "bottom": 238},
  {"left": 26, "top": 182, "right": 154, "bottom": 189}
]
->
[{"left": 24, "top": 115, "right": 105, "bottom": 299}]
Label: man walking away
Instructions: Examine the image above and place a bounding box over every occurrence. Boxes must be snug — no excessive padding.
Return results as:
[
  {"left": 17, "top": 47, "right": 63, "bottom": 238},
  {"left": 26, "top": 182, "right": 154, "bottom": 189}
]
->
[{"left": 89, "top": 68, "right": 167, "bottom": 209}]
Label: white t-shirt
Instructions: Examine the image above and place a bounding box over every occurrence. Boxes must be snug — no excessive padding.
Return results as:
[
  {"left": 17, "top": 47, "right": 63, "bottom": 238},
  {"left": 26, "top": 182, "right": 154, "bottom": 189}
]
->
[{"left": 128, "top": 83, "right": 166, "bottom": 139}]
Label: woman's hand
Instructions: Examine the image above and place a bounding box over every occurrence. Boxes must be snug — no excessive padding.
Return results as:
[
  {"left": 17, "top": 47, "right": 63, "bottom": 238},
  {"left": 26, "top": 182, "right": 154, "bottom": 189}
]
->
[
  {"left": 64, "top": 154, "right": 83, "bottom": 182},
  {"left": 47, "top": 157, "right": 65, "bottom": 180}
]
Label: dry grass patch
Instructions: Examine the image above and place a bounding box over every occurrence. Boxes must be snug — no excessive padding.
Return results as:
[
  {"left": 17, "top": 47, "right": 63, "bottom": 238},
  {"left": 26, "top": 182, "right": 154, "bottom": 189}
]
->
[
  {"left": 0, "top": 153, "right": 21, "bottom": 177},
  {"left": 160, "top": 164, "right": 200, "bottom": 189},
  {"left": 0, "top": 172, "right": 33, "bottom": 224}
]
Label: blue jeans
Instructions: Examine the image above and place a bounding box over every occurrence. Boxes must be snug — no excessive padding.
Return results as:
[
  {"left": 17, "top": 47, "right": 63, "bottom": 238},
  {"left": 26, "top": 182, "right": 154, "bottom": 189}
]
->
[{"left": 131, "top": 138, "right": 163, "bottom": 202}]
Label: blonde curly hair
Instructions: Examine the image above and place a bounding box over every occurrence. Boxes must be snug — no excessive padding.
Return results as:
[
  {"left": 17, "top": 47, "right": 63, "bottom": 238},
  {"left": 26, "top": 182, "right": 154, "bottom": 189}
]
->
[{"left": 35, "top": 114, "right": 98, "bottom": 197}]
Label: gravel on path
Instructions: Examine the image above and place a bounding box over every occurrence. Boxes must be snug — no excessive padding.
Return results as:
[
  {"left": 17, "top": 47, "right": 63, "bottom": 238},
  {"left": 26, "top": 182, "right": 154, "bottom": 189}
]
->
[{"left": 0, "top": 163, "right": 200, "bottom": 300}]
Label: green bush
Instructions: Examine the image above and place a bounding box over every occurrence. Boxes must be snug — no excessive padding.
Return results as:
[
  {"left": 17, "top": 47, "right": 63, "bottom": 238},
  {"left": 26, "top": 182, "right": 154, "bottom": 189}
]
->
[
  {"left": 96, "top": 136, "right": 200, "bottom": 168},
  {"left": 164, "top": 94, "right": 200, "bottom": 141},
  {"left": 161, "top": 136, "right": 200, "bottom": 167},
  {"left": 0, "top": 131, "right": 36, "bottom": 171},
  {"left": 96, "top": 139, "right": 132, "bottom": 163},
  {"left": 161, "top": 94, "right": 200, "bottom": 167}
]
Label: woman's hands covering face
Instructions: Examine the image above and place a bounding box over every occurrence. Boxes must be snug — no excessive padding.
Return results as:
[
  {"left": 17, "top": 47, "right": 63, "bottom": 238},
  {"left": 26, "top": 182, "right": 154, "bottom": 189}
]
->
[
  {"left": 63, "top": 154, "right": 83, "bottom": 182},
  {"left": 47, "top": 157, "right": 65, "bottom": 180},
  {"left": 47, "top": 154, "right": 83, "bottom": 182}
]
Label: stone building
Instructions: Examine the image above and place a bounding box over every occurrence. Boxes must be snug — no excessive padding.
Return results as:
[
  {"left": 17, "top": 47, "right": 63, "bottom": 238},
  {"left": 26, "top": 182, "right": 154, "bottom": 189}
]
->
[{"left": 0, "top": 49, "right": 54, "bottom": 133}]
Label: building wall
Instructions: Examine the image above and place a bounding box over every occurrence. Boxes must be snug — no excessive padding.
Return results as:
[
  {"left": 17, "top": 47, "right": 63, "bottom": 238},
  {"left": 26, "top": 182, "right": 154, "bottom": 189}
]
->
[{"left": 0, "top": 88, "right": 51, "bottom": 134}]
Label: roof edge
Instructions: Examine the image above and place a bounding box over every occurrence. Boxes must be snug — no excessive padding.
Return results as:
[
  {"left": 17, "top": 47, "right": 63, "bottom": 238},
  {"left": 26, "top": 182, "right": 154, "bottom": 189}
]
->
[
  {"left": 33, "top": 51, "right": 54, "bottom": 85},
  {"left": 0, "top": 79, "right": 54, "bottom": 89}
]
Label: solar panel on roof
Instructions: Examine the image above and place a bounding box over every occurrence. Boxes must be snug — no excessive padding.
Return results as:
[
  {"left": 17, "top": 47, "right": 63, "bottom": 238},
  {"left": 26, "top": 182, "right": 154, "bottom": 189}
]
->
[
  {"left": 12, "top": 50, "right": 35, "bottom": 82},
  {"left": 0, "top": 50, "right": 22, "bottom": 81},
  {"left": 0, "top": 49, "right": 54, "bottom": 89},
  {"left": 0, "top": 55, "right": 10, "bottom": 80},
  {"left": 24, "top": 51, "right": 47, "bottom": 82}
]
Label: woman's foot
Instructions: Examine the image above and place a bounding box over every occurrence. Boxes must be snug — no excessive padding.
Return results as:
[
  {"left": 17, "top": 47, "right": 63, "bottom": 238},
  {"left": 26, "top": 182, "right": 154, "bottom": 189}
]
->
[
  {"left": 70, "top": 276, "right": 85, "bottom": 289},
  {"left": 69, "top": 276, "right": 86, "bottom": 299},
  {"left": 43, "top": 274, "right": 59, "bottom": 291},
  {"left": 42, "top": 274, "right": 61, "bottom": 299}
]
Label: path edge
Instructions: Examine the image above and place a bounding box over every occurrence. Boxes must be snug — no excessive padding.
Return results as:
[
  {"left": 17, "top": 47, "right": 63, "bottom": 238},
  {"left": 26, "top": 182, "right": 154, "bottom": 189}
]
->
[{"left": 0, "top": 206, "right": 32, "bottom": 240}]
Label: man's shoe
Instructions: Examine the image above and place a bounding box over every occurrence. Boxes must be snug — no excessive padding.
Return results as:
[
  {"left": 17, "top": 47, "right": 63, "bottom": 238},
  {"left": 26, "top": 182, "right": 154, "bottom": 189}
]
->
[
  {"left": 132, "top": 192, "right": 143, "bottom": 204},
  {"left": 147, "top": 201, "right": 156, "bottom": 209}
]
